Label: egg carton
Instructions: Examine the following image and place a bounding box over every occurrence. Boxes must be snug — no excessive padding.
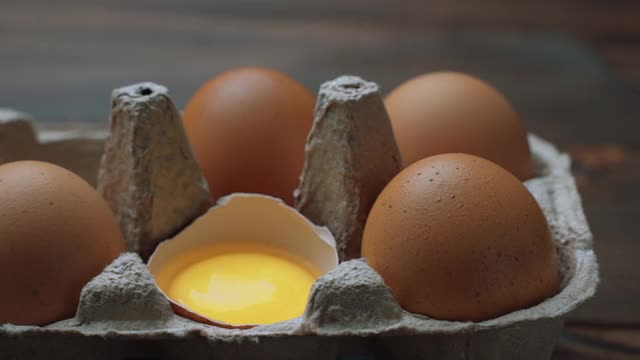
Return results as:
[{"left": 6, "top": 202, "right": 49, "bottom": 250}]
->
[{"left": 0, "top": 76, "right": 598, "bottom": 359}]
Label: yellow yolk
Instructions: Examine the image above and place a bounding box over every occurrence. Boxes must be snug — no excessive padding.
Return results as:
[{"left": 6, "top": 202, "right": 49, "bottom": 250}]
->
[{"left": 155, "top": 242, "right": 320, "bottom": 326}]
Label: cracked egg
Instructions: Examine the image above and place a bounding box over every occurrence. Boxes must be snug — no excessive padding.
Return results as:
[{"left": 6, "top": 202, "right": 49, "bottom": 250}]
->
[{"left": 148, "top": 193, "right": 338, "bottom": 328}]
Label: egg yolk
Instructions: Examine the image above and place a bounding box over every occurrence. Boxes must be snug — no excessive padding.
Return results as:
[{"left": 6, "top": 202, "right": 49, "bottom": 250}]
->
[{"left": 156, "top": 242, "right": 320, "bottom": 326}]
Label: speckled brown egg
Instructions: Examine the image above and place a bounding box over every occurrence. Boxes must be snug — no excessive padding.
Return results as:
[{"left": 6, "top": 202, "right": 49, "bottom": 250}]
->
[
  {"left": 385, "top": 71, "right": 534, "bottom": 180},
  {"left": 361, "top": 153, "right": 559, "bottom": 322},
  {"left": 183, "top": 67, "right": 315, "bottom": 205},
  {"left": 0, "top": 161, "right": 126, "bottom": 325}
]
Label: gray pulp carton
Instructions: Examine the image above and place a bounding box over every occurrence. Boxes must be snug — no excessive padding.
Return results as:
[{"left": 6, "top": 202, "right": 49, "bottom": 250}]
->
[{"left": 0, "top": 79, "right": 598, "bottom": 359}]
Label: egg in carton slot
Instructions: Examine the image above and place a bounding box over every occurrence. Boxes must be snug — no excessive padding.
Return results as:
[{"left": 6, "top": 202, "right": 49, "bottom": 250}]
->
[{"left": 0, "top": 76, "right": 598, "bottom": 360}]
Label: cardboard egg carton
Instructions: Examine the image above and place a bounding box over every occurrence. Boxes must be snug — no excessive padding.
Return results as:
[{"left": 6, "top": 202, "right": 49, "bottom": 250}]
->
[{"left": 0, "top": 77, "right": 598, "bottom": 360}]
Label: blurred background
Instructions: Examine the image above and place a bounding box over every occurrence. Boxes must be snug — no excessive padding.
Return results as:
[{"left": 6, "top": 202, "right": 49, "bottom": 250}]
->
[{"left": 1, "top": 1, "right": 639, "bottom": 359}]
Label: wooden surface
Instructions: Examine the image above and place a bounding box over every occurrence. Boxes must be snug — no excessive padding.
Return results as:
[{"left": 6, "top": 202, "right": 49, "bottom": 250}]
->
[{"left": 1, "top": 1, "right": 639, "bottom": 358}]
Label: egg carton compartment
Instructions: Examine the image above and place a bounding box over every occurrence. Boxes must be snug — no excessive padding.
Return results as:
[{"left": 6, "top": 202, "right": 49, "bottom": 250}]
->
[{"left": 0, "top": 80, "right": 597, "bottom": 359}]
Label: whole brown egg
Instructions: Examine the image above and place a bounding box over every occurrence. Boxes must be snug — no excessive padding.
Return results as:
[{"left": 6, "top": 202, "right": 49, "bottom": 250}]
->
[
  {"left": 0, "top": 161, "right": 126, "bottom": 325},
  {"left": 385, "top": 71, "right": 534, "bottom": 180},
  {"left": 183, "top": 67, "right": 315, "bottom": 205},
  {"left": 361, "top": 154, "right": 559, "bottom": 322}
]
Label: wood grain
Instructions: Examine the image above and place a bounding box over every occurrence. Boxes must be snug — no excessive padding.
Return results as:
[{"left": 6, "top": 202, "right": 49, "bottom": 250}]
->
[{"left": 1, "top": 1, "right": 639, "bottom": 357}]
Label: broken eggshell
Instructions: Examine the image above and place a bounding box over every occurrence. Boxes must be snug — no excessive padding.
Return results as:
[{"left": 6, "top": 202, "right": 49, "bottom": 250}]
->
[{"left": 147, "top": 193, "right": 339, "bottom": 329}]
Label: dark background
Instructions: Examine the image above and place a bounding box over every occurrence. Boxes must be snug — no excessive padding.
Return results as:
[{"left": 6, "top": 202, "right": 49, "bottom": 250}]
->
[{"left": 1, "top": 1, "right": 639, "bottom": 358}]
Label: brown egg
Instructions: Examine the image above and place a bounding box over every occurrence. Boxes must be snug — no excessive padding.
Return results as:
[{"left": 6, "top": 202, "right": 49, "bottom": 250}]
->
[
  {"left": 0, "top": 161, "right": 126, "bottom": 325},
  {"left": 361, "top": 154, "right": 559, "bottom": 322},
  {"left": 385, "top": 71, "right": 534, "bottom": 180},
  {"left": 183, "top": 67, "right": 315, "bottom": 204}
]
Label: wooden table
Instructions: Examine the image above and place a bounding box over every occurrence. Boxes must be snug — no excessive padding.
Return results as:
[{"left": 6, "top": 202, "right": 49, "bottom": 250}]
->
[{"left": 1, "top": 1, "right": 639, "bottom": 358}]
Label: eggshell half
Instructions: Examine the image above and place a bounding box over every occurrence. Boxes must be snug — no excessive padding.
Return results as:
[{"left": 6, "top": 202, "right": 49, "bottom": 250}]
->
[{"left": 147, "top": 193, "right": 338, "bottom": 328}]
